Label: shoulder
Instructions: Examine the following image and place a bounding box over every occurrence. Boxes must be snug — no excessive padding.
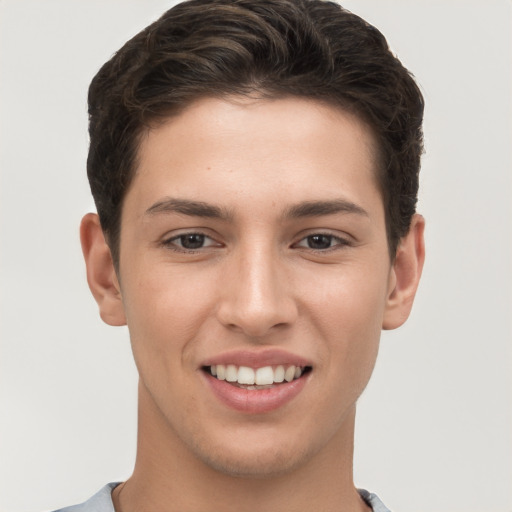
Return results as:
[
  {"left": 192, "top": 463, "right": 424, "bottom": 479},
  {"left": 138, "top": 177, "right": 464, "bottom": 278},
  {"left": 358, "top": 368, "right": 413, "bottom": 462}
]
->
[
  {"left": 51, "top": 483, "right": 120, "bottom": 512},
  {"left": 359, "top": 489, "right": 392, "bottom": 512}
]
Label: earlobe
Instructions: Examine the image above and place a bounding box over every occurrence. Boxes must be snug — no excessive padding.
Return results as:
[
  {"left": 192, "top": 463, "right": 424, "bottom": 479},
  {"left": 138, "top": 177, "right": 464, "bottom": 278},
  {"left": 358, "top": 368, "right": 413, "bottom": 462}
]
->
[
  {"left": 382, "top": 214, "right": 425, "bottom": 330},
  {"left": 80, "top": 213, "right": 127, "bottom": 327}
]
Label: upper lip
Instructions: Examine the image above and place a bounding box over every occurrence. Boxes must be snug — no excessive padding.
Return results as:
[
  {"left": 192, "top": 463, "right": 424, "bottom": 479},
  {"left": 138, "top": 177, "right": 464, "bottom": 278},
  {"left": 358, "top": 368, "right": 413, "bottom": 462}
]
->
[{"left": 200, "top": 348, "right": 312, "bottom": 368}]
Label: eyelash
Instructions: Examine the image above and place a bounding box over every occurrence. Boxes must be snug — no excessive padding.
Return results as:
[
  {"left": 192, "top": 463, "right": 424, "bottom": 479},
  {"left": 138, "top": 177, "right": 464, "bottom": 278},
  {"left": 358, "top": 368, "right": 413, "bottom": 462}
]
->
[
  {"left": 162, "top": 232, "right": 219, "bottom": 253},
  {"left": 161, "top": 231, "right": 351, "bottom": 254},
  {"left": 293, "top": 233, "right": 351, "bottom": 252}
]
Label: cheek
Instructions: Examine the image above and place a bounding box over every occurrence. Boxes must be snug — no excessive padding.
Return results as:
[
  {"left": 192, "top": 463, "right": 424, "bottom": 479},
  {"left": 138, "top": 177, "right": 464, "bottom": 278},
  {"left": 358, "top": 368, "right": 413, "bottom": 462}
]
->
[
  {"left": 306, "top": 262, "right": 389, "bottom": 334},
  {"left": 119, "top": 265, "right": 212, "bottom": 371},
  {"left": 304, "top": 264, "right": 389, "bottom": 386}
]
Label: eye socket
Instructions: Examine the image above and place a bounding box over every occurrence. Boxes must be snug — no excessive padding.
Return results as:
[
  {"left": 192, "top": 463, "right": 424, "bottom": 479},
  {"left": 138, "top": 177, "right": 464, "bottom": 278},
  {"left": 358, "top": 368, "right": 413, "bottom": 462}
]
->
[
  {"left": 164, "top": 232, "right": 219, "bottom": 251},
  {"left": 163, "top": 232, "right": 348, "bottom": 252},
  {"left": 295, "top": 233, "right": 348, "bottom": 250}
]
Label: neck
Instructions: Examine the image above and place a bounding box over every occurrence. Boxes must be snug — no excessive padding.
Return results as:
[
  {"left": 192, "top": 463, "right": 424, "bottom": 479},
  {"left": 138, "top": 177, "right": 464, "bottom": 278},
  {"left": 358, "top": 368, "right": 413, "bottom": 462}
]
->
[{"left": 113, "top": 381, "right": 370, "bottom": 512}]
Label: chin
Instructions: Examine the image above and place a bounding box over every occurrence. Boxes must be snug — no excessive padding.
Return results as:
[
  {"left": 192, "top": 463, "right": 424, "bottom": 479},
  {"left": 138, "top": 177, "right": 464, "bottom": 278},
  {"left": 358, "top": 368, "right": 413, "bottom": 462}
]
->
[
  {"left": 188, "top": 429, "right": 318, "bottom": 479},
  {"left": 199, "top": 449, "right": 306, "bottom": 479}
]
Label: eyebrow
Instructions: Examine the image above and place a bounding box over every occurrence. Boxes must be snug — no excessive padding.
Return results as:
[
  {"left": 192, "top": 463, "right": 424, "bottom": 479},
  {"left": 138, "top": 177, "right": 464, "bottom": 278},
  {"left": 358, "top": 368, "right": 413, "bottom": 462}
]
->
[
  {"left": 145, "top": 197, "right": 368, "bottom": 221},
  {"left": 145, "top": 197, "right": 233, "bottom": 220},
  {"left": 283, "top": 199, "right": 368, "bottom": 219}
]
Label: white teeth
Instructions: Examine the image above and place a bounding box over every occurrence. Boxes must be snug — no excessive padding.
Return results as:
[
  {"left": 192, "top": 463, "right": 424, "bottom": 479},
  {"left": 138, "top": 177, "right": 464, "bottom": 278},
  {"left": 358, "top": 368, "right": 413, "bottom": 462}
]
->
[
  {"left": 210, "top": 364, "right": 306, "bottom": 385},
  {"left": 225, "top": 364, "right": 238, "bottom": 382},
  {"left": 216, "top": 364, "right": 226, "bottom": 380},
  {"left": 274, "top": 365, "right": 285, "bottom": 383},
  {"left": 237, "top": 366, "right": 255, "bottom": 385},
  {"left": 255, "top": 366, "right": 274, "bottom": 385},
  {"left": 284, "top": 366, "right": 296, "bottom": 382}
]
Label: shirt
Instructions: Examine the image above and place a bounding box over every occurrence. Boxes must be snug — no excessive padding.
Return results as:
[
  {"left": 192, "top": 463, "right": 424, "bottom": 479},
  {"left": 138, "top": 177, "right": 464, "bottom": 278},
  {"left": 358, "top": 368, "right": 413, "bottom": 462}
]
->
[{"left": 53, "top": 482, "right": 391, "bottom": 512}]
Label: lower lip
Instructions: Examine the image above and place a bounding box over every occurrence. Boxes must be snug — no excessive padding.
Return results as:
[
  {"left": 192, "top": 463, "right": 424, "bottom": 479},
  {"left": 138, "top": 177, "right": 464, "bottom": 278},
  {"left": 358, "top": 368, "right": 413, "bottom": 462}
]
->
[{"left": 203, "top": 372, "right": 309, "bottom": 414}]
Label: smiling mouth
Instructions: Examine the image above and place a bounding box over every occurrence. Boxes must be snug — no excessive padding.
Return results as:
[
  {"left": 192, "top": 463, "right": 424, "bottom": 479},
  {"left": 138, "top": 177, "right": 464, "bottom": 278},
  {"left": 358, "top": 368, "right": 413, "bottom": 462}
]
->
[{"left": 203, "top": 364, "right": 312, "bottom": 390}]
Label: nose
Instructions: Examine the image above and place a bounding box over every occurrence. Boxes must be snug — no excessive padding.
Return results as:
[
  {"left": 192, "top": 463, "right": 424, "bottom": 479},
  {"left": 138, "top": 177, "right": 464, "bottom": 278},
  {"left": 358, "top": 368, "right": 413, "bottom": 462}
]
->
[{"left": 216, "top": 243, "right": 298, "bottom": 338}]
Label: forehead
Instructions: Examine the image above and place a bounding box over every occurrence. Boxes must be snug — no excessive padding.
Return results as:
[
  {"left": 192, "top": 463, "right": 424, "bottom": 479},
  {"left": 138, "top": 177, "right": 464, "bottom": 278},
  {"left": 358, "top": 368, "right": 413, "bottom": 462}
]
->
[
  {"left": 142, "top": 95, "right": 377, "bottom": 160},
  {"left": 127, "top": 96, "right": 382, "bottom": 219}
]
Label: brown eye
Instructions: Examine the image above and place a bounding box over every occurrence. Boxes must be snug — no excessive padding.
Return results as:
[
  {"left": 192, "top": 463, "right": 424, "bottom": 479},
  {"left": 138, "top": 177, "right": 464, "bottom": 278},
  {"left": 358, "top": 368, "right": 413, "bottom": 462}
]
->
[
  {"left": 294, "top": 233, "right": 349, "bottom": 251},
  {"left": 164, "top": 232, "right": 220, "bottom": 252},
  {"left": 306, "top": 234, "right": 333, "bottom": 249},
  {"left": 178, "top": 234, "right": 206, "bottom": 249}
]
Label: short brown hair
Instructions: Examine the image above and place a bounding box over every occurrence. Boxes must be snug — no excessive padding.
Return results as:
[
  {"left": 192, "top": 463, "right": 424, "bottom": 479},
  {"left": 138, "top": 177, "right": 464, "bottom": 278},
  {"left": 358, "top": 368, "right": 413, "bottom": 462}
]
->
[{"left": 87, "top": 0, "right": 424, "bottom": 266}]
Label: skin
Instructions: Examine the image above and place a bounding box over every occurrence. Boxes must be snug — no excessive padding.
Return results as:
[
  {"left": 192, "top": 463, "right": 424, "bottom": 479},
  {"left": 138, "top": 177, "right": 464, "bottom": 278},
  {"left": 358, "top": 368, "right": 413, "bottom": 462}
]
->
[{"left": 81, "top": 96, "right": 425, "bottom": 512}]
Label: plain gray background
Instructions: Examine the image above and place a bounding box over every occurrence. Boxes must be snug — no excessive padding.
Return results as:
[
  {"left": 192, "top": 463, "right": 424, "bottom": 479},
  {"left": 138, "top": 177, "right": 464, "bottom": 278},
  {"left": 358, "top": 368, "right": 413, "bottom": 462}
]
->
[{"left": 1, "top": 1, "right": 511, "bottom": 511}]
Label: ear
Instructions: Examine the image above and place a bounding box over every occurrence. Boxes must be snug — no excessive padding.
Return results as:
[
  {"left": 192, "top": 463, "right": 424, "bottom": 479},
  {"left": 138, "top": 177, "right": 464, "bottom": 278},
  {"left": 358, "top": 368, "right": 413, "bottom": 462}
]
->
[
  {"left": 382, "top": 214, "right": 425, "bottom": 330},
  {"left": 80, "top": 213, "right": 127, "bottom": 326}
]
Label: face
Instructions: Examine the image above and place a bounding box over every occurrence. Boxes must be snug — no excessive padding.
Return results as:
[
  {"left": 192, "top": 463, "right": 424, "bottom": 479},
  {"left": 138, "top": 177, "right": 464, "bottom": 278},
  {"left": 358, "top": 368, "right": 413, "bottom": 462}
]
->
[{"left": 113, "top": 96, "right": 397, "bottom": 477}]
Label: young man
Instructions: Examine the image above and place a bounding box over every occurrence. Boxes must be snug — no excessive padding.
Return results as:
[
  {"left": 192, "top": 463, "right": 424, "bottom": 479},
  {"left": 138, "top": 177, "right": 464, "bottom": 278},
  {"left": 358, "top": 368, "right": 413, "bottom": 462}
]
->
[{"left": 63, "top": 0, "right": 425, "bottom": 510}]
